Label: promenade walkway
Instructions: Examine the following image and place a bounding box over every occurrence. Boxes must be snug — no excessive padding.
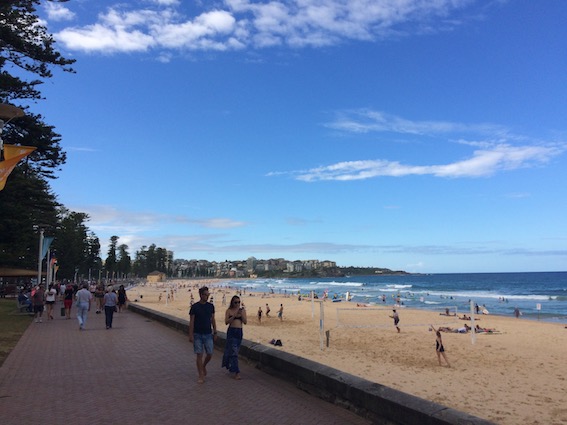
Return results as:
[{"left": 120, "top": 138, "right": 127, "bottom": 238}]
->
[{"left": 0, "top": 306, "right": 371, "bottom": 425}]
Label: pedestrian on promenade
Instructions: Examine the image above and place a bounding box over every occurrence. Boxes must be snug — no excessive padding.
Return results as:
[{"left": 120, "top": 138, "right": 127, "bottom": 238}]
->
[
  {"left": 75, "top": 283, "right": 92, "bottom": 330},
  {"left": 103, "top": 286, "right": 118, "bottom": 329},
  {"left": 94, "top": 283, "right": 104, "bottom": 314},
  {"left": 189, "top": 286, "right": 217, "bottom": 384},
  {"left": 45, "top": 283, "right": 57, "bottom": 320},
  {"left": 277, "top": 304, "right": 283, "bottom": 321},
  {"left": 222, "top": 295, "right": 247, "bottom": 380},
  {"left": 390, "top": 309, "right": 400, "bottom": 333},
  {"left": 117, "top": 284, "right": 127, "bottom": 313},
  {"left": 32, "top": 284, "right": 45, "bottom": 323},
  {"left": 63, "top": 284, "right": 74, "bottom": 319}
]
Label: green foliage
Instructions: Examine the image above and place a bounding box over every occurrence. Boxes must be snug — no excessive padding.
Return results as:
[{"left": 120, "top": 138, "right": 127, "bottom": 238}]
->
[
  {"left": 104, "top": 235, "right": 118, "bottom": 275},
  {"left": 117, "top": 243, "right": 131, "bottom": 277},
  {"left": 0, "top": 0, "right": 75, "bottom": 87},
  {"left": 132, "top": 244, "right": 171, "bottom": 277},
  {"left": 0, "top": 0, "right": 90, "bottom": 279},
  {"left": 0, "top": 298, "right": 33, "bottom": 367},
  {"left": 0, "top": 169, "right": 58, "bottom": 268},
  {"left": 52, "top": 208, "right": 102, "bottom": 280}
]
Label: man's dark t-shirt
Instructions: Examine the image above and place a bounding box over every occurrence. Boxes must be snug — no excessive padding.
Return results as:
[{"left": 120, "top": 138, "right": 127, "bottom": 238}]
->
[{"left": 190, "top": 302, "right": 215, "bottom": 334}]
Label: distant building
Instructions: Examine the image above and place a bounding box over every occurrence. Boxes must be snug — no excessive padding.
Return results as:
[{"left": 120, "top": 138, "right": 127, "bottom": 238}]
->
[{"left": 147, "top": 271, "right": 166, "bottom": 283}]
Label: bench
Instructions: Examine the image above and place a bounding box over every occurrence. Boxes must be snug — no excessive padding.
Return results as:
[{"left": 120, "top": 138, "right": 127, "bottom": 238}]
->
[{"left": 16, "top": 299, "right": 32, "bottom": 313}]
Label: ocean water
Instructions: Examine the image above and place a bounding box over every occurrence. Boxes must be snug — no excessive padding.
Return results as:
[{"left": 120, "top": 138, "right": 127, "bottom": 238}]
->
[{"left": 222, "top": 272, "right": 567, "bottom": 324}]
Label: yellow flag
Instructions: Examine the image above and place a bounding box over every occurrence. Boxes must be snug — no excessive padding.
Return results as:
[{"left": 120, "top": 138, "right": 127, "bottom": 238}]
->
[{"left": 0, "top": 144, "right": 37, "bottom": 191}]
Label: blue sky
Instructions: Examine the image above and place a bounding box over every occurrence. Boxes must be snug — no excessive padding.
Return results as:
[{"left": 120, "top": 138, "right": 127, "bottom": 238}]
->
[{"left": 27, "top": 0, "right": 566, "bottom": 273}]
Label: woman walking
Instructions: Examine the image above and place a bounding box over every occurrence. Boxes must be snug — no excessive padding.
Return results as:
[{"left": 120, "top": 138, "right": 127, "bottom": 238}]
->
[
  {"left": 63, "top": 284, "right": 74, "bottom": 319},
  {"left": 431, "top": 325, "right": 451, "bottom": 367},
  {"left": 222, "top": 296, "right": 247, "bottom": 380},
  {"left": 117, "top": 284, "right": 127, "bottom": 312},
  {"left": 45, "top": 283, "right": 57, "bottom": 320}
]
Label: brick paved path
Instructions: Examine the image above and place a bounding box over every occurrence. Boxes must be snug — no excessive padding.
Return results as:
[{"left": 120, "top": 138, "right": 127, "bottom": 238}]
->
[{"left": 0, "top": 306, "right": 370, "bottom": 425}]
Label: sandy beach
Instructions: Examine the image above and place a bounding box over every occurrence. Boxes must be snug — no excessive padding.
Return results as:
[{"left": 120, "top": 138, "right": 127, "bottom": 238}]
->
[{"left": 128, "top": 279, "right": 567, "bottom": 425}]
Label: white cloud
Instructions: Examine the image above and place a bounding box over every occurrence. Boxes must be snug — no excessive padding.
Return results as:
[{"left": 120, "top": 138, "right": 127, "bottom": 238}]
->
[
  {"left": 155, "top": 10, "right": 236, "bottom": 49},
  {"left": 52, "top": 0, "right": 478, "bottom": 54},
  {"left": 267, "top": 110, "right": 566, "bottom": 181},
  {"left": 326, "top": 109, "right": 505, "bottom": 136},
  {"left": 288, "top": 144, "right": 564, "bottom": 181},
  {"left": 192, "top": 218, "right": 247, "bottom": 229},
  {"left": 78, "top": 205, "right": 245, "bottom": 232},
  {"left": 45, "top": 3, "right": 75, "bottom": 22},
  {"left": 151, "top": 0, "right": 180, "bottom": 5},
  {"left": 57, "top": 23, "right": 155, "bottom": 53}
]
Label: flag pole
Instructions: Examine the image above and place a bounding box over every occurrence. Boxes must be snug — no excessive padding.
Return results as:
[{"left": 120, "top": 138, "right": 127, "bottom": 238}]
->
[
  {"left": 46, "top": 249, "right": 51, "bottom": 287},
  {"left": 37, "top": 229, "right": 44, "bottom": 286}
]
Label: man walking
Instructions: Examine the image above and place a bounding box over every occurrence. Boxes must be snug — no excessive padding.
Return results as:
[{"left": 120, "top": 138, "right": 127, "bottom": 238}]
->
[
  {"left": 75, "top": 283, "right": 92, "bottom": 330},
  {"left": 189, "top": 286, "right": 217, "bottom": 384}
]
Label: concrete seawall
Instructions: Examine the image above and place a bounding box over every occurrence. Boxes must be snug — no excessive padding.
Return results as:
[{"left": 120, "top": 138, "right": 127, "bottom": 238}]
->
[{"left": 128, "top": 303, "right": 494, "bottom": 425}]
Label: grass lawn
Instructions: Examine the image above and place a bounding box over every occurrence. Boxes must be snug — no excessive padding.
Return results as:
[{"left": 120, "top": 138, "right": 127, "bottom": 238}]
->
[{"left": 0, "top": 298, "right": 33, "bottom": 367}]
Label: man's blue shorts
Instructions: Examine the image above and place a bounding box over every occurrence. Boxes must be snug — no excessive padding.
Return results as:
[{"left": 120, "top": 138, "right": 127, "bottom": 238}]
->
[{"left": 193, "top": 333, "right": 214, "bottom": 355}]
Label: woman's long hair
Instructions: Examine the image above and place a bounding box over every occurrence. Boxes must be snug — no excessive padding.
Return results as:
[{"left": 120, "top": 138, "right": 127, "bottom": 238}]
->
[{"left": 230, "top": 295, "right": 240, "bottom": 308}]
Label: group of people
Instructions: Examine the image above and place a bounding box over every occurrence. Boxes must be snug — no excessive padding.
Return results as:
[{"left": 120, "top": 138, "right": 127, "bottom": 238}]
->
[
  {"left": 256, "top": 303, "right": 284, "bottom": 324},
  {"left": 189, "top": 286, "right": 287, "bottom": 384},
  {"left": 18, "top": 281, "right": 128, "bottom": 330},
  {"left": 188, "top": 286, "right": 233, "bottom": 384}
]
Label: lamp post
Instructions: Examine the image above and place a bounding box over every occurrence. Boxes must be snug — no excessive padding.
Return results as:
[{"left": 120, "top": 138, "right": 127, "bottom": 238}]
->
[
  {"left": 37, "top": 229, "right": 44, "bottom": 286},
  {"left": 0, "top": 104, "right": 25, "bottom": 161}
]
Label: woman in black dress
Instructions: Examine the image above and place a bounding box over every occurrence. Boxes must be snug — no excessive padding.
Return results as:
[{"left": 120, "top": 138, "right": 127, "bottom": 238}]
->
[{"left": 431, "top": 325, "right": 451, "bottom": 367}]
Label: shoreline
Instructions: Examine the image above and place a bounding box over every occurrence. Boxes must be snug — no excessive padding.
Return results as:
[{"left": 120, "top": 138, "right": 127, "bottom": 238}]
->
[
  {"left": 127, "top": 279, "right": 567, "bottom": 425},
  {"left": 213, "top": 275, "right": 567, "bottom": 325}
]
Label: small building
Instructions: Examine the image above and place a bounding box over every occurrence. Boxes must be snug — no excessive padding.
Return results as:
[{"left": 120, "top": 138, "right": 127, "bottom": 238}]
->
[{"left": 146, "top": 271, "right": 166, "bottom": 283}]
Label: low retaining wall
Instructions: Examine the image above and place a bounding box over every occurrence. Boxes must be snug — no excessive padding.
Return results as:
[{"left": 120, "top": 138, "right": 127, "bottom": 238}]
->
[{"left": 128, "top": 303, "right": 494, "bottom": 425}]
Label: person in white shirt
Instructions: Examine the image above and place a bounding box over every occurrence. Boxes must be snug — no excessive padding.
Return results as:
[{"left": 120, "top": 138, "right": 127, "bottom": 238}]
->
[{"left": 45, "top": 284, "right": 58, "bottom": 320}]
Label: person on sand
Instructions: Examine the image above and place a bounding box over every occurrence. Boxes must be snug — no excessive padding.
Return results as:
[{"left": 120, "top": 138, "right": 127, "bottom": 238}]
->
[
  {"left": 189, "top": 286, "right": 217, "bottom": 384},
  {"left": 222, "top": 296, "right": 247, "bottom": 380},
  {"left": 431, "top": 325, "right": 451, "bottom": 367},
  {"left": 277, "top": 304, "right": 283, "bottom": 321},
  {"left": 265, "top": 303, "right": 271, "bottom": 317},
  {"left": 390, "top": 309, "right": 400, "bottom": 333},
  {"left": 257, "top": 306, "right": 262, "bottom": 324}
]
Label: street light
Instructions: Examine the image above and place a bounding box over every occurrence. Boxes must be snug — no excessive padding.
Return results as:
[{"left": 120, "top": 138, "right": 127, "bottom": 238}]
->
[
  {"left": 0, "top": 104, "right": 35, "bottom": 191},
  {"left": 0, "top": 104, "right": 25, "bottom": 161}
]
